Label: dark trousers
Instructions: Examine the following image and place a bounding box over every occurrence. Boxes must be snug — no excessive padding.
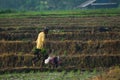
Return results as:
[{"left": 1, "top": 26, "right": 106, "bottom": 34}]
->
[
  {"left": 32, "top": 49, "right": 41, "bottom": 64},
  {"left": 32, "top": 49, "right": 48, "bottom": 66}
]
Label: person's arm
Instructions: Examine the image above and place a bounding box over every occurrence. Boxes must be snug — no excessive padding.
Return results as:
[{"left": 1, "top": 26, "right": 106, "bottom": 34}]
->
[
  {"left": 40, "top": 32, "right": 45, "bottom": 49},
  {"left": 41, "top": 33, "right": 45, "bottom": 42}
]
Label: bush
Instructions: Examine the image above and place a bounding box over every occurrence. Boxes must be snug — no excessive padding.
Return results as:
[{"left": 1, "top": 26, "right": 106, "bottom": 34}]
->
[{"left": 0, "top": 9, "right": 16, "bottom": 14}]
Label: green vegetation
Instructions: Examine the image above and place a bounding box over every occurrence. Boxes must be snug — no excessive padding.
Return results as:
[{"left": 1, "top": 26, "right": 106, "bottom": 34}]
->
[
  {"left": 91, "top": 66, "right": 120, "bottom": 80},
  {"left": 0, "top": 0, "right": 87, "bottom": 11},
  {"left": 0, "top": 0, "right": 120, "bottom": 11},
  {"left": 0, "top": 70, "right": 100, "bottom": 80},
  {"left": 0, "top": 8, "right": 120, "bottom": 18}
]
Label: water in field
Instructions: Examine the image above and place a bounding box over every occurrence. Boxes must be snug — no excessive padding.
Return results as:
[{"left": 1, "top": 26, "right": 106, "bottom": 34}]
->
[{"left": 0, "top": 70, "right": 100, "bottom": 80}]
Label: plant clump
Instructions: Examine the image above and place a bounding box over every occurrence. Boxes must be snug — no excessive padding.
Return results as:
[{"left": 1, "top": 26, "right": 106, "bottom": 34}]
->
[{"left": 90, "top": 66, "right": 120, "bottom": 80}]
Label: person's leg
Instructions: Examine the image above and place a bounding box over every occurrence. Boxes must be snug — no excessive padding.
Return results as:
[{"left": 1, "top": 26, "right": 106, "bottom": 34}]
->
[
  {"left": 33, "top": 54, "right": 41, "bottom": 63},
  {"left": 32, "top": 49, "right": 41, "bottom": 66},
  {"left": 41, "top": 54, "right": 49, "bottom": 67}
]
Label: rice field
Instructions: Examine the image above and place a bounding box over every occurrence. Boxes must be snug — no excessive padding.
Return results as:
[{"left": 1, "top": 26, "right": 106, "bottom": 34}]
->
[{"left": 0, "top": 9, "right": 120, "bottom": 80}]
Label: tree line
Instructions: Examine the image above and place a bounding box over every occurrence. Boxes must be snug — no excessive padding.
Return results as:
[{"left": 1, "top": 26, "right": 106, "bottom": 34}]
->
[
  {"left": 0, "top": 0, "right": 119, "bottom": 11},
  {"left": 0, "top": 0, "right": 86, "bottom": 11}
]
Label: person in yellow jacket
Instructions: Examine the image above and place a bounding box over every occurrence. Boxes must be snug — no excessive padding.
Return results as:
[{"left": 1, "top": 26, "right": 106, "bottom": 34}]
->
[{"left": 32, "top": 27, "right": 49, "bottom": 67}]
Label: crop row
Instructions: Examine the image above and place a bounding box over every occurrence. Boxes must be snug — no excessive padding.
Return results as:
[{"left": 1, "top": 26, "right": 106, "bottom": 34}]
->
[
  {"left": 0, "top": 32, "right": 120, "bottom": 41},
  {"left": 0, "top": 40, "right": 119, "bottom": 55},
  {"left": 0, "top": 26, "right": 120, "bottom": 33},
  {"left": 0, "top": 54, "right": 119, "bottom": 69},
  {"left": 0, "top": 16, "right": 120, "bottom": 27},
  {"left": 0, "top": 17, "right": 120, "bottom": 24}
]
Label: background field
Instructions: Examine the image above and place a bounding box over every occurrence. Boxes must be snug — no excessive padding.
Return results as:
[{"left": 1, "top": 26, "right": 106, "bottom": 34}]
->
[{"left": 0, "top": 8, "right": 120, "bottom": 80}]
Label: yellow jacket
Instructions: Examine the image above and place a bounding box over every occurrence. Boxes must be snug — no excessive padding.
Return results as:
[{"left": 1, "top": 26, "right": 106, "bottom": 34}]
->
[{"left": 36, "top": 32, "right": 45, "bottom": 49}]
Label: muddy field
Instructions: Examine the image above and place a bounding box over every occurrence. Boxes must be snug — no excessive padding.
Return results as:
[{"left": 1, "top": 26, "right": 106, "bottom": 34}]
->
[{"left": 0, "top": 16, "right": 120, "bottom": 71}]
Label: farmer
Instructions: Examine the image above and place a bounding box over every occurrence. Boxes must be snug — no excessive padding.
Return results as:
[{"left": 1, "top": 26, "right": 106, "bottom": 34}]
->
[{"left": 32, "top": 27, "right": 49, "bottom": 67}]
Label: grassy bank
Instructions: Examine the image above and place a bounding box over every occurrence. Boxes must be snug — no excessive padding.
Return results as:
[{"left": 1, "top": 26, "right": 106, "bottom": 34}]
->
[
  {"left": 90, "top": 66, "right": 120, "bottom": 80},
  {"left": 0, "top": 8, "right": 120, "bottom": 18},
  {"left": 0, "top": 70, "right": 100, "bottom": 80}
]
